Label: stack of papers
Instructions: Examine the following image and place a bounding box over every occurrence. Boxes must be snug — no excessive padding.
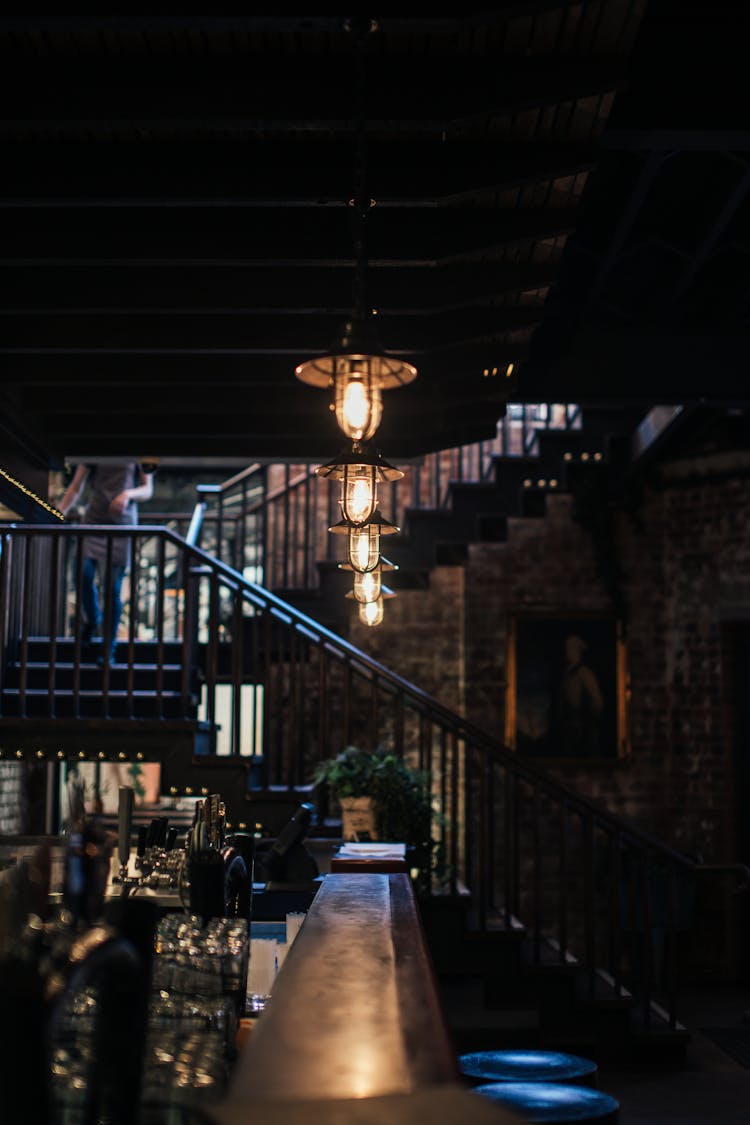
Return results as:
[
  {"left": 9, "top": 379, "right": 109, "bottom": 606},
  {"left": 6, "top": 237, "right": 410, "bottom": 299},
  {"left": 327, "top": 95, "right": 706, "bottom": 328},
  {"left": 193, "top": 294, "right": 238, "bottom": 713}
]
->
[{"left": 337, "top": 842, "right": 406, "bottom": 860}]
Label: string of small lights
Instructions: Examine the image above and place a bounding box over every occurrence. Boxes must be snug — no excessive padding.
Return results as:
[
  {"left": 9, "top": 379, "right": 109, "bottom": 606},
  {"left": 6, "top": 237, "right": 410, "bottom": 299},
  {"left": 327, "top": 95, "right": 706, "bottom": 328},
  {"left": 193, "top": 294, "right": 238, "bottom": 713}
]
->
[{"left": 0, "top": 466, "right": 65, "bottom": 521}]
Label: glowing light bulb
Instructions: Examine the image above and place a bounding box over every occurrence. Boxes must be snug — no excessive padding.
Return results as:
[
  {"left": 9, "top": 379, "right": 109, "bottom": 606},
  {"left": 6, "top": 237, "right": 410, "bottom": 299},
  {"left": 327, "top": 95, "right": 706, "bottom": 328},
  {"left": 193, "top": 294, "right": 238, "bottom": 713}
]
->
[
  {"left": 348, "top": 524, "right": 380, "bottom": 572},
  {"left": 342, "top": 465, "right": 378, "bottom": 525},
  {"left": 353, "top": 569, "right": 381, "bottom": 604},
  {"left": 359, "top": 597, "right": 384, "bottom": 626},
  {"left": 334, "top": 368, "right": 383, "bottom": 441}
]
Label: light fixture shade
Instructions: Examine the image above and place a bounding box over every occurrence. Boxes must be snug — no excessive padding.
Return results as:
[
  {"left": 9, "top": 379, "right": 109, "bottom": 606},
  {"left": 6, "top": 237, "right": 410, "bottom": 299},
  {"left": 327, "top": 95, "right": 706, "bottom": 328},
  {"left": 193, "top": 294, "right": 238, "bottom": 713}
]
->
[
  {"left": 328, "top": 509, "right": 400, "bottom": 536},
  {"left": 347, "top": 523, "right": 380, "bottom": 572},
  {"left": 353, "top": 568, "right": 382, "bottom": 604},
  {"left": 359, "top": 597, "right": 384, "bottom": 627},
  {"left": 295, "top": 316, "right": 418, "bottom": 391}
]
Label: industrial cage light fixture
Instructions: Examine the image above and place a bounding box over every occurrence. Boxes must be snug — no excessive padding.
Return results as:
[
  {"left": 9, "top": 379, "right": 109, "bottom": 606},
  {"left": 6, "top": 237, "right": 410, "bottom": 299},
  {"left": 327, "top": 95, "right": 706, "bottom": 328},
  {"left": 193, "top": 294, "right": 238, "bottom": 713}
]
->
[{"left": 294, "top": 17, "right": 414, "bottom": 625}]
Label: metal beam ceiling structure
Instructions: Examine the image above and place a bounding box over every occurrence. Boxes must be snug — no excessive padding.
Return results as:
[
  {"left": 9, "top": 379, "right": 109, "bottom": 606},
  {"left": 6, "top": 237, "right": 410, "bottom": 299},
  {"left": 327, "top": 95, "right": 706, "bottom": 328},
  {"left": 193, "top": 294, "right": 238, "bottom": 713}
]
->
[{"left": 0, "top": 4, "right": 746, "bottom": 463}]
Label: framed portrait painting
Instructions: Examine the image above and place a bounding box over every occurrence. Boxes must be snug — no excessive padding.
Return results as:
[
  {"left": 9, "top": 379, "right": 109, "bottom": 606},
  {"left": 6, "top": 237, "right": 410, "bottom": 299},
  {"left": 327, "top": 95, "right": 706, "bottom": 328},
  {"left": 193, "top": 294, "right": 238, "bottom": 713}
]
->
[{"left": 505, "top": 613, "right": 628, "bottom": 760}]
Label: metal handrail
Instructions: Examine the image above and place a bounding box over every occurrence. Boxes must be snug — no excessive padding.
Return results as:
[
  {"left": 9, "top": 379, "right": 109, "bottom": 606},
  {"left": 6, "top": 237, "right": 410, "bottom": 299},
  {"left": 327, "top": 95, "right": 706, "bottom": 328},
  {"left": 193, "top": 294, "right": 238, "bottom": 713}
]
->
[
  {"left": 3, "top": 521, "right": 691, "bottom": 870},
  {"left": 0, "top": 521, "right": 695, "bottom": 1027}
]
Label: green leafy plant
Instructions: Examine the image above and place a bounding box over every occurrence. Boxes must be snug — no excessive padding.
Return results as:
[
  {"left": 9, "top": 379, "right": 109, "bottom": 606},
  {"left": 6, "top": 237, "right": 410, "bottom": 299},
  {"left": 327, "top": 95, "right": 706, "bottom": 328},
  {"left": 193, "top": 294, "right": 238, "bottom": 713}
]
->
[{"left": 313, "top": 745, "right": 446, "bottom": 893}]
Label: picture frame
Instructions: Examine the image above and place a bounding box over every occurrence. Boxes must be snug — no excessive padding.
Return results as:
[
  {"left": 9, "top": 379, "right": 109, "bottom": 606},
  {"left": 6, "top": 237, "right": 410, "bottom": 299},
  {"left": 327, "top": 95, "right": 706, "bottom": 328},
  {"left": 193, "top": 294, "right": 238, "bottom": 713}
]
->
[{"left": 505, "top": 612, "right": 629, "bottom": 760}]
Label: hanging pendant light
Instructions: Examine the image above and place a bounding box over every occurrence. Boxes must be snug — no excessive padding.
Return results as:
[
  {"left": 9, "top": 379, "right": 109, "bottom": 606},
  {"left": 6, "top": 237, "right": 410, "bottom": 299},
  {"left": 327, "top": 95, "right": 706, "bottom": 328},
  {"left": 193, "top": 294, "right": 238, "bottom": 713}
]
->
[
  {"left": 340, "top": 557, "right": 397, "bottom": 603},
  {"left": 346, "top": 584, "right": 396, "bottom": 628},
  {"left": 329, "top": 508, "right": 399, "bottom": 573},
  {"left": 293, "top": 18, "right": 410, "bottom": 626},
  {"left": 295, "top": 21, "right": 416, "bottom": 443},
  {"left": 359, "top": 596, "right": 384, "bottom": 627},
  {"left": 295, "top": 319, "right": 417, "bottom": 443},
  {"left": 316, "top": 443, "right": 403, "bottom": 527}
]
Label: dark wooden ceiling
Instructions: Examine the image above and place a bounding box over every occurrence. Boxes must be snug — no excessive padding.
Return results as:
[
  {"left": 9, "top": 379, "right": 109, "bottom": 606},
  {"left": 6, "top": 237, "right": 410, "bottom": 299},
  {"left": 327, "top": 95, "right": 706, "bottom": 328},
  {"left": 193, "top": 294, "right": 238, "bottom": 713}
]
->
[{"left": 0, "top": 6, "right": 746, "bottom": 465}]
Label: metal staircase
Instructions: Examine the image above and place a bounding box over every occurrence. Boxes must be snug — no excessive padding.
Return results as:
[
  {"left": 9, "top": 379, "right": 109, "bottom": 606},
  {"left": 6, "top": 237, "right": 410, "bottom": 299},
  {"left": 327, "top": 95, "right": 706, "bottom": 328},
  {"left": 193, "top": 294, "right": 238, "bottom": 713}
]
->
[{"left": 0, "top": 514, "right": 697, "bottom": 1055}]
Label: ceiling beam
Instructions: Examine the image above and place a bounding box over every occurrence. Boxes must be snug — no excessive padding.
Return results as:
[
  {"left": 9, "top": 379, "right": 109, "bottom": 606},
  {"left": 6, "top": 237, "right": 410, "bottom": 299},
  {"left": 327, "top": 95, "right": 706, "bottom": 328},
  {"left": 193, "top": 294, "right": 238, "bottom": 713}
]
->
[
  {"left": 0, "top": 262, "right": 560, "bottom": 309},
  {"left": 0, "top": 140, "right": 598, "bottom": 205},
  {"left": 0, "top": 307, "right": 543, "bottom": 351},
  {"left": 0, "top": 60, "right": 623, "bottom": 136},
  {"left": 0, "top": 207, "right": 576, "bottom": 262}
]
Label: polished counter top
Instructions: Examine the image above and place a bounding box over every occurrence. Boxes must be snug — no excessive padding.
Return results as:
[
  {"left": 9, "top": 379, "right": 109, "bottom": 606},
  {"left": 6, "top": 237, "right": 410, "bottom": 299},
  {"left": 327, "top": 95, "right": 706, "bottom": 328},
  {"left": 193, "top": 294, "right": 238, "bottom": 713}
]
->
[{"left": 210, "top": 872, "right": 519, "bottom": 1123}]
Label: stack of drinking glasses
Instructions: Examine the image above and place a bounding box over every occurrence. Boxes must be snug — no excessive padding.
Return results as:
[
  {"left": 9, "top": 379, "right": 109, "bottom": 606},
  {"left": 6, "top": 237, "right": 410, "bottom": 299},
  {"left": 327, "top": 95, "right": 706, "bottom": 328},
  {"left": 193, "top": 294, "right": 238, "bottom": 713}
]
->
[{"left": 141, "top": 914, "right": 249, "bottom": 1122}]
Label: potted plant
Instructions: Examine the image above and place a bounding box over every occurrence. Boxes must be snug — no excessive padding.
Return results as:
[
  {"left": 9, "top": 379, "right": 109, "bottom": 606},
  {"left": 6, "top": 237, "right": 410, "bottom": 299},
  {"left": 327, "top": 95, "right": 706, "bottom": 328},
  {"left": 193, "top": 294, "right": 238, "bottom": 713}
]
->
[
  {"left": 313, "top": 745, "right": 445, "bottom": 893},
  {"left": 313, "top": 745, "right": 381, "bottom": 841}
]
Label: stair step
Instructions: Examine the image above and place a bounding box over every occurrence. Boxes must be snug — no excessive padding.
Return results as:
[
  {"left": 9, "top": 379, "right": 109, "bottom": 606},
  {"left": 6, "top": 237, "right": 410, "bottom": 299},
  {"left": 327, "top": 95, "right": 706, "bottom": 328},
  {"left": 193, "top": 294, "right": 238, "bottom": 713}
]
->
[{"left": 0, "top": 687, "right": 192, "bottom": 720}]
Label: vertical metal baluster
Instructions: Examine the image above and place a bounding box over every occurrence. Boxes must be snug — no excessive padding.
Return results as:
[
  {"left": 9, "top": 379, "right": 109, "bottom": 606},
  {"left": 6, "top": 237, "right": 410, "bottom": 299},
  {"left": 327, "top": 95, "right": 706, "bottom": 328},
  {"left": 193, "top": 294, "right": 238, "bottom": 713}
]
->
[
  {"left": 532, "top": 784, "right": 542, "bottom": 963},
  {"left": 665, "top": 861, "right": 678, "bottom": 1029},
  {"left": 283, "top": 465, "right": 291, "bottom": 588},
  {"left": 239, "top": 479, "right": 248, "bottom": 575},
  {"left": 206, "top": 573, "right": 219, "bottom": 740},
  {"left": 216, "top": 492, "right": 224, "bottom": 564},
  {"left": 231, "top": 588, "right": 243, "bottom": 757},
  {"left": 436, "top": 729, "right": 449, "bottom": 877},
  {"left": 486, "top": 751, "right": 495, "bottom": 912},
  {"left": 19, "top": 533, "right": 32, "bottom": 719},
  {"left": 304, "top": 474, "right": 312, "bottom": 588},
  {"left": 342, "top": 658, "right": 352, "bottom": 747},
  {"left": 370, "top": 673, "right": 379, "bottom": 753},
  {"left": 559, "top": 801, "right": 569, "bottom": 962},
  {"left": 48, "top": 534, "right": 59, "bottom": 717},
  {"left": 101, "top": 535, "right": 113, "bottom": 717},
  {"left": 260, "top": 467, "right": 269, "bottom": 586},
  {"left": 610, "top": 830, "right": 623, "bottom": 995},
  {"left": 291, "top": 479, "right": 300, "bottom": 587},
  {"left": 296, "top": 633, "right": 307, "bottom": 786},
  {"left": 288, "top": 626, "right": 298, "bottom": 785},
  {"left": 584, "top": 816, "right": 596, "bottom": 999},
  {"left": 640, "top": 854, "right": 653, "bottom": 1028},
  {"left": 395, "top": 691, "right": 404, "bottom": 758},
  {"left": 128, "top": 535, "right": 139, "bottom": 719},
  {"left": 0, "top": 531, "right": 9, "bottom": 716},
  {"left": 504, "top": 765, "right": 514, "bottom": 927},
  {"left": 73, "top": 532, "right": 84, "bottom": 718},
  {"left": 512, "top": 774, "right": 521, "bottom": 918},
  {"left": 476, "top": 742, "right": 487, "bottom": 924},
  {"left": 180, "top": 548, "right": 193, "bottom": 713},
  {"left": 156, "top": 535, "right": 166, "bottom": 719},
  {"left": 318, "top": 644, "right": 328, "bottom": 761},
  {"left": 274, "top": 619, "right": 285, "bottom": 785},
  {"left": 450, "top": 730, "right": 459, "bottom": 894},
  {"left": 463, "top": 741, "right": 472, "bottom": 907}
]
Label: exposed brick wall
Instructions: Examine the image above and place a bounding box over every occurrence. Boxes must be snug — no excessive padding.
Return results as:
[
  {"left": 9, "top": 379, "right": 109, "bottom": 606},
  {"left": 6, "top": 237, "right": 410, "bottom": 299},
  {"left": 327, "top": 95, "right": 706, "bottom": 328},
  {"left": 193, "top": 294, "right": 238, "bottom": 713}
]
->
[
  {"left": 357, "top": 470, "right": 749, "bottom": 869},
  {"left": 349, "top": 565, "right": 465, "bottom": 719},
  {"left": 461, "top": 480, "right": 748, "bottom": 864}
]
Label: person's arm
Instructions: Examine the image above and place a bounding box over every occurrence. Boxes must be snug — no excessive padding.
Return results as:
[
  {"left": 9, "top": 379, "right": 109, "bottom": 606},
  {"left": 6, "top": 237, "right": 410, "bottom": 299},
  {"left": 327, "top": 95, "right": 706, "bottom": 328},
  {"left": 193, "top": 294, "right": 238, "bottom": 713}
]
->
[
  {"left": 108, "top": 467, "right": 154, "bottom": 516},
  {"left": 57, "top": 464, "right": 89, "bottom": 514}
]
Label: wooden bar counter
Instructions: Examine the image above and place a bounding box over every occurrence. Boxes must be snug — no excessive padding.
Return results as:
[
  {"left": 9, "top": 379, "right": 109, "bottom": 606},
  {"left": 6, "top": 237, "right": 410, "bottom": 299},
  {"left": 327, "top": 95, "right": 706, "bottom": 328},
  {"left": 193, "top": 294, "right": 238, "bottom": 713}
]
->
[{"left": 210, "top": 873, "right": 519, "bottom": 1124}]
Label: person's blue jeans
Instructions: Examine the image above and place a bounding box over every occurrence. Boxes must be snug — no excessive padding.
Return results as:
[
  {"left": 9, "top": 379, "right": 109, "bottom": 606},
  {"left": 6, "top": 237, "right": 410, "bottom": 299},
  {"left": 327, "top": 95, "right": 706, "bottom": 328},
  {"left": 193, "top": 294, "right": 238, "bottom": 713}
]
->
[{"left": 81, "top": 557, "right": 126, "bottom": 656}]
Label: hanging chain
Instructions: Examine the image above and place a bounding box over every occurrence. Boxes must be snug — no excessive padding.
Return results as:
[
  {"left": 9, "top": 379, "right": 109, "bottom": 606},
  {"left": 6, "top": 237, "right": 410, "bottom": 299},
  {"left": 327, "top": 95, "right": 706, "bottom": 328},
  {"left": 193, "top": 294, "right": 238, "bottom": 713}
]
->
[{"left": 347, "top": 18, "right": 377, "bottom": 322}]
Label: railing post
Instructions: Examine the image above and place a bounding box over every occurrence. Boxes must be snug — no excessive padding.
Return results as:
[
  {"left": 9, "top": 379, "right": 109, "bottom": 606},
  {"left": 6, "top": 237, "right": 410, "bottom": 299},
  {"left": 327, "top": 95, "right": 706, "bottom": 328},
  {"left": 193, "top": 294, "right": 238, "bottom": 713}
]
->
[{"left": 47, "top": 533, "right": 59, "bottom": 717}]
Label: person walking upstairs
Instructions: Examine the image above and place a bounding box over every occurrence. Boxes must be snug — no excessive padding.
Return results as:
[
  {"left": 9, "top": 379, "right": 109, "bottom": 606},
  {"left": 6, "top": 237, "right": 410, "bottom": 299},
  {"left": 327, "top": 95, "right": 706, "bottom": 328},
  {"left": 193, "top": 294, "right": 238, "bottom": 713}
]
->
[{"left": 58, "top": 462, "right": 154, "bottom": 664}]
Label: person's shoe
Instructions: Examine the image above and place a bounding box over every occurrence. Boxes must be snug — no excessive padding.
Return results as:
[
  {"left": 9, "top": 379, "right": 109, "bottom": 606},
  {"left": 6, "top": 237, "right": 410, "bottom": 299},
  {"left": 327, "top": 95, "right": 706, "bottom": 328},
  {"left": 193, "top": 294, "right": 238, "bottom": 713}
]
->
[{"left": 96, "top": 645, "right": 117, "bottom": 667}]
